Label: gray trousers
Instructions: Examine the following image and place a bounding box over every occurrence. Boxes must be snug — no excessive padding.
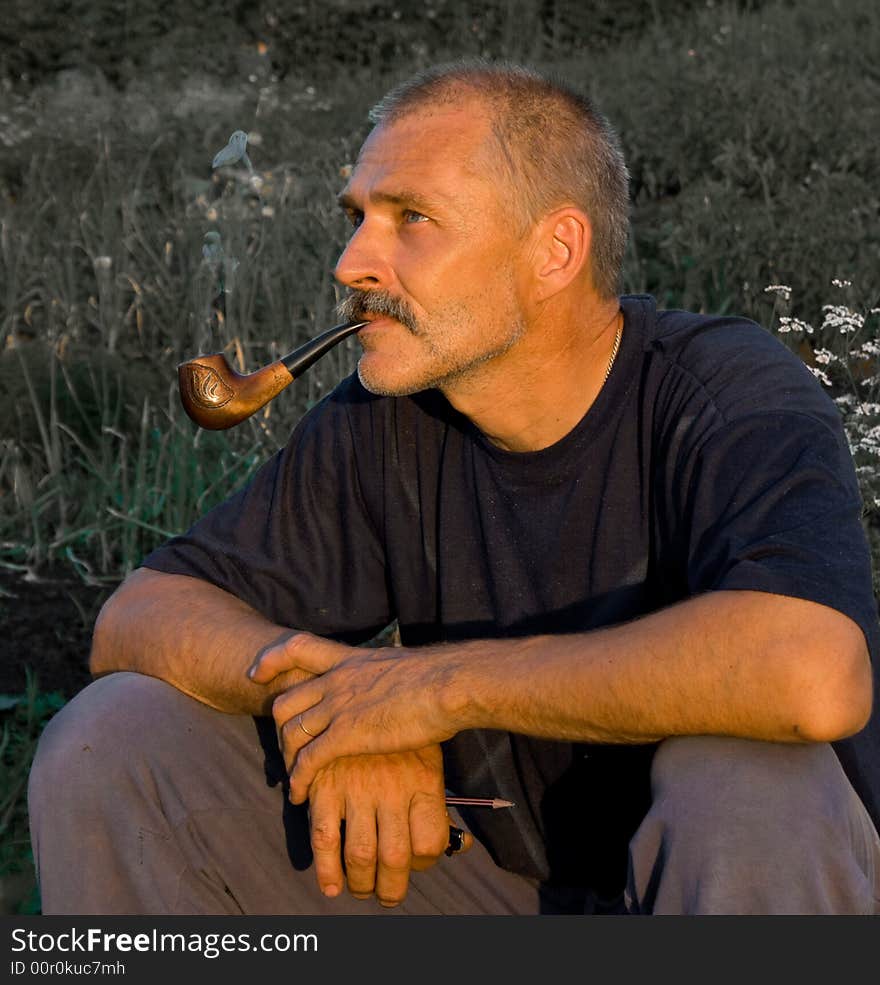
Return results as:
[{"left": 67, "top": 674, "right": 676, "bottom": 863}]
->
[{"left": 28, "top": 672, "right": 880, "bottom": 915}]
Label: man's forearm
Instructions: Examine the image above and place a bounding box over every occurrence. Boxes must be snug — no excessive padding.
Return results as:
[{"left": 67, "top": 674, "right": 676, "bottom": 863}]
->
[
  {"left": 89, "top": 567, "right": 310, "bottom": 715},
  {"left": 444, "top": 590, "right": 872, "bottom": 745},
  {"left": 255, "top": 589, "right": 872, "bottom": 802}
]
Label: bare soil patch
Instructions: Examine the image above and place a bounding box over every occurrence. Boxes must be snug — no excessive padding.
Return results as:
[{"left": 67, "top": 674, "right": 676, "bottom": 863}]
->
[{"left": 0, "top": 568, "right": 113, "bottom": 700}]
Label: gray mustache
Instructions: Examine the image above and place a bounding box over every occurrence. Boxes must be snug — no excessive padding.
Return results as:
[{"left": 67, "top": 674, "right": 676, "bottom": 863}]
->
[{"left": 336, "top": 291, "right": 418, "bottom": 333}]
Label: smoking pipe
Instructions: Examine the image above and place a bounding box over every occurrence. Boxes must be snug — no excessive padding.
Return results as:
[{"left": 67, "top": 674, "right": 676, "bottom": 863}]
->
[{"left": 178, "top": 319, "right": 369, "bottom": 429}]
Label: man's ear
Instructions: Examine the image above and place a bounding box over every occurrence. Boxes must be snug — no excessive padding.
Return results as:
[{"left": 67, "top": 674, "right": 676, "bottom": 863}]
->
[{"left": 533, "top": 208, "right": 592, "bottom": 301}]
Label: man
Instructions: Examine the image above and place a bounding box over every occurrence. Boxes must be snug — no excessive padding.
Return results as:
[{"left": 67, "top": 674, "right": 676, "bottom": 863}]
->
[{"left": 29, "top": 61, "right": 880, "bottom": 914}]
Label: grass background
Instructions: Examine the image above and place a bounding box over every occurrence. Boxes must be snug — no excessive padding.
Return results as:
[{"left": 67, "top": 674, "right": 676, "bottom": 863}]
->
[{"left": 0, "top": 0, "right": 878, "bottom": 912}]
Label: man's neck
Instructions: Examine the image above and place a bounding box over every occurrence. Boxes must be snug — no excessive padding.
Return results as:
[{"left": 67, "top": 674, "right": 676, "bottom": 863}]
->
[{"left": 441, "top": 298, "right": 623, "bottom": 453}]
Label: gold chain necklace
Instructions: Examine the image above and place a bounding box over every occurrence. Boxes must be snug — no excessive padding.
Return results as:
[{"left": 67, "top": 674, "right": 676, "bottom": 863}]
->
[{"left": 604, "top": 317, "right": 623, "bottom": 383}]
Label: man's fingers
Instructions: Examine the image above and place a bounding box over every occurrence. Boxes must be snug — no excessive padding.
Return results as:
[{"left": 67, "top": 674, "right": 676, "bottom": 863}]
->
[
  {"left": 248, "top": 631, "right": 346, "bottom": 683},
  {"left": 275, "top": 696, "right": 326, "bottom": 773},
  {"left": 341, "top": 807, "right": 381, "bottom": 900},
  {"left": 375, "top": 803, "right": 413, "bottom": 907},
  {"left": 408, "top": 793, "right": 452, "bottom": 871},
  {"left": 307, "top": 801, "right": 346, "bottom": 899},
  {"left": 245, "top": 633, "right": 299, "bottom": 684},
  {"left": 289, "top": 733, "right": 342, "bottom": 804},
  {"left": 272, "top": 682, "right": 323, "bottom": 728}
]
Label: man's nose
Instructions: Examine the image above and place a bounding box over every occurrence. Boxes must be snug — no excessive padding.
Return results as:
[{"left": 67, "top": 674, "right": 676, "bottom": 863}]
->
[{"left": 333, "top": 225, "right": 395, "bottom": 291}]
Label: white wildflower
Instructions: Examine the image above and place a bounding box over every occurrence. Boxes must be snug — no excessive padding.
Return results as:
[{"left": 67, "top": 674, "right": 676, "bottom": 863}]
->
[
  {"left": 806, "top": 365, "right": 833, "bottom": 387},
  {"left": 764, "top": 284, "right": 792, "bottom": 301},
  {"left": 822, "top": 304, "right": 864, "bottom": 333},
  {"left": 778, "top": 316, "right": 813, "bottom": 335},
  {"left": 813, "top": 348, "right": 837, "bottom": 365}
]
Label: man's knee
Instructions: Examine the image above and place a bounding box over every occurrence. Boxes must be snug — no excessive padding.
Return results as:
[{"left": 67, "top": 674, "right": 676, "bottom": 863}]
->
[
  {"left": 650, "top": 735, "right": 846, "bottom": 827},
  {"left": 628, "top": 735, "right": 879, "bottom": 913},
  {"left": 29, "top": 672, "right": 191, "bottom": 813}
]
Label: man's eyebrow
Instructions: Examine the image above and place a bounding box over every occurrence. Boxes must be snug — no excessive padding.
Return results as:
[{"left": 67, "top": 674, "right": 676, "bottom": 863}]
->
[{"left": 336, "top": 187, "right": 447, "bottom": 213}]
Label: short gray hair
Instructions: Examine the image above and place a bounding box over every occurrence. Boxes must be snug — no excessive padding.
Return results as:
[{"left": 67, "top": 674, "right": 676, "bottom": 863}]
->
[{"left": 368, "top": 60, "right": 630, "bottom": 299}]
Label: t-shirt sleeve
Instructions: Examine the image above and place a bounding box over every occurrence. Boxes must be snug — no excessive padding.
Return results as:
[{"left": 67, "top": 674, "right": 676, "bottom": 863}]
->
[
  {"left": 140, "top": 380, "right": 393, "bottom": 645},
  {"left": 684, "top": 408, "right": 879, "bottom": 650}
]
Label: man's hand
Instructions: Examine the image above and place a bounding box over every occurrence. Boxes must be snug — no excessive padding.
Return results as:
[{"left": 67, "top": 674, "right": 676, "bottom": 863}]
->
[
  {"left": 303, "top": 747, "right": 472, "bottom": 906},
  {"left": 250, "top": 632, "right": 460, "bottom": 803}
]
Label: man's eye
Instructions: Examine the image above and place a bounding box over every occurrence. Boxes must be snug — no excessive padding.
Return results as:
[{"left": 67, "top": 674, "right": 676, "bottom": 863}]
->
[
  {"left": 403, "top": 210, "right": 429, "bottom": 224},
  {"left": 345, "top": 209, "right": 363, "bottom": 228}
]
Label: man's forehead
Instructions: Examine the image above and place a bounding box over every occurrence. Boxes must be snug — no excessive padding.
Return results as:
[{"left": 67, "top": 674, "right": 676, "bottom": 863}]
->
[
  {"left": 364, "top": 100, "right": 494, "bottom": 147},
  {"left": 346, "top": 104, "right": 497, "bottom": 196}
]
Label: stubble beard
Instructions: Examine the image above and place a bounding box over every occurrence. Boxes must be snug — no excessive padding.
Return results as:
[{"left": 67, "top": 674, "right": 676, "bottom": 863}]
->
[
  {"left": 338, "top": 283, "right": 526, "bottom": 398},
  {"left": 356, "top": 304, "right": 526, "bottom": 397}
]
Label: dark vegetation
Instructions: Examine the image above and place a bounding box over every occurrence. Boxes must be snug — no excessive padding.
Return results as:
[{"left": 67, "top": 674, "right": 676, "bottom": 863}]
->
[{"left": 0, "top": 0, "right": 877, "bottom": 912}]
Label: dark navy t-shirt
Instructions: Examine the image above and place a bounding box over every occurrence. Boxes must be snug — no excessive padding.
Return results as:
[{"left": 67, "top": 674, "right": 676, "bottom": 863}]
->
[{"left": 144, "top": 294, "right": 880, "bottom": 896}]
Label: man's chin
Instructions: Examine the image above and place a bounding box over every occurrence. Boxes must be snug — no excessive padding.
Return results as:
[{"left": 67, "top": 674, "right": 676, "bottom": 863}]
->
[{"left": 356, "top": 358, "right": 429, "bottom": 397}]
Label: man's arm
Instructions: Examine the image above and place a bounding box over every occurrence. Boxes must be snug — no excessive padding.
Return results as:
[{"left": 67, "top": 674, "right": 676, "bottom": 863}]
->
[
  {"left": 451, "top": 589, "right": 872, "bottom": 743},
  {"left": 89, "top": 566, "right": 311, "bottom": 715},
  {"left": 255, "top": 590, "right": 874, "bottom": 802},
  {"left": 89, "top": 565, "right": 469, "bottom": 904}
]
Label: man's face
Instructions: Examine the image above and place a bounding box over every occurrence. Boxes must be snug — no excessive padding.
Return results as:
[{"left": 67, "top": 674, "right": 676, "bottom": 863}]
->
[{"left": 334, "top": 103, "right": 530, "bottom": 396}]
